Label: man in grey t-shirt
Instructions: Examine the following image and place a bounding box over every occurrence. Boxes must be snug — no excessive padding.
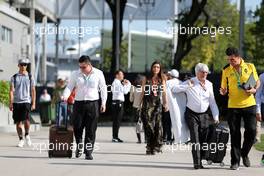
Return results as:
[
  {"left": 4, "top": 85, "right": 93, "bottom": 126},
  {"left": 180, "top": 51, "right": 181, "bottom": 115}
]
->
[{"left": 9, "top": 59, "right": 36, "bottom": 148}]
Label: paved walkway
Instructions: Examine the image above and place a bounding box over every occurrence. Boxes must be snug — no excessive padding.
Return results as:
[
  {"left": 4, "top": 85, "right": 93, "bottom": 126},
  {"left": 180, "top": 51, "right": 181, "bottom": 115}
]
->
[{"left": 0, "top": 126, "right": 263, "bottom": 176}]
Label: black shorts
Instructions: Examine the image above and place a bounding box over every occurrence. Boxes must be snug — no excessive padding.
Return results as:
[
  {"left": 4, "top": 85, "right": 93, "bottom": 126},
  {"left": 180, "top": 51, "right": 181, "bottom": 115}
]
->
[{"left": 13, "top": 103, "right": 31, "bottom": 123}]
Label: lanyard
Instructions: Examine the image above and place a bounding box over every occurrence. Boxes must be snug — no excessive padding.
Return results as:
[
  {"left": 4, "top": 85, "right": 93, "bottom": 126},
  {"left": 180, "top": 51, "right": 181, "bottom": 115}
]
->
[
  {"left": 83, "top": 73, "right": 92, "bottom": 86},
  {"left": 233, "top": 67, "right": 242, "bottom": 89}
]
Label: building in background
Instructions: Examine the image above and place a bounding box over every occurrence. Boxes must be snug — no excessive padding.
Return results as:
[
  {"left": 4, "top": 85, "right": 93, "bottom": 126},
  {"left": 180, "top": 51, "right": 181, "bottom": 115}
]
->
[{"left": 0, "top": 2, "right": 30, "bottom": 80}]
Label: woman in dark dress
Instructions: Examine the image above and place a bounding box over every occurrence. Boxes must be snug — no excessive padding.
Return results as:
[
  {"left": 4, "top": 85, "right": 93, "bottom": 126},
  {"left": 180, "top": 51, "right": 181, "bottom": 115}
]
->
[{"left": 140, "top": 61, "right": 168, "bottom": 155}]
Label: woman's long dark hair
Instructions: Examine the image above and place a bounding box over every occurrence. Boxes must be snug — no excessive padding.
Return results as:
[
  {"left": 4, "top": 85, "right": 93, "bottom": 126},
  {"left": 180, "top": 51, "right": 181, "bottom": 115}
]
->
[{"left": 146, "top": 61, "right": 164, "bottom": 83}]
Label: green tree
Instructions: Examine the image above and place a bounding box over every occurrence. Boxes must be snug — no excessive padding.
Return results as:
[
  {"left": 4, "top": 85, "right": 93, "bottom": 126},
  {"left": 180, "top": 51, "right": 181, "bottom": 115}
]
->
[
  {"left": 155, "top": 42, "right": 173, "bottom": 71},
  {"left": 244, "top": 23, "right": 256, "bottom": 63},
  {"left": 173, "top": 0, "right": 209, "bottom": 70},
  {"left": 102, "top": 41, "right": 128, "bottom": 72},
  {"left": 181, "top": 0, "right": 240, "bottom": 72},
  {"left": 251, "top": 0, "right": 264, "bottom": 71}
]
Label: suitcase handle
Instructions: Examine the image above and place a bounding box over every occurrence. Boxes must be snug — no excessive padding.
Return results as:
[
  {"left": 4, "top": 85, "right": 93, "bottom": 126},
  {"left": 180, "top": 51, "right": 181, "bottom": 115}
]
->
[
  {"left": 213, "top": 123, "right": 229, "bottom": 132},
  {"left": 56, "top": 101, "right": 68, "bottom": 129}
]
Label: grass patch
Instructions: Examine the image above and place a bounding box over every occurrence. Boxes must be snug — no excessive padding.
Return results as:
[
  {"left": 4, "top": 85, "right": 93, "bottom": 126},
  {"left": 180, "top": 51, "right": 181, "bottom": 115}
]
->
[{"left": 254, "top": 134, "right": 264, "bottom": 152}]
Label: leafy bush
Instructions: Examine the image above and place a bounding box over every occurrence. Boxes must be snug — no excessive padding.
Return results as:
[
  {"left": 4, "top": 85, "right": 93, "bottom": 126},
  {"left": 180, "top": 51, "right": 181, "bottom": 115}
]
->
[
  {"left": 0, "top": 81, "right": 10, "bottom": 107},
  {"left": 254, "top": 134, "right": 264, "bottom": 152}
]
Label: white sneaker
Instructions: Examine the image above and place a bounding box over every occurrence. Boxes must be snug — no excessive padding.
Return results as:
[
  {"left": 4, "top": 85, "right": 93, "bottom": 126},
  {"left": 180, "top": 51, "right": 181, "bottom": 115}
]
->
[
  {"left": 17, "top": 140, "right": 24, "bottom": 148},
  {"left": 25, "top": 135, "right": 32, "bottom": 147}
]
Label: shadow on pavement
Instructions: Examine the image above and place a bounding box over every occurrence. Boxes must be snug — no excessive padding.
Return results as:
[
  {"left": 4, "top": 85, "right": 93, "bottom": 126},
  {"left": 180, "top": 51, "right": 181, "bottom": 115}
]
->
[
  {"left": 49, "top": 162, "right": 194, "bottom": 170},
  {"left": 0, "top": 155, "right": 47, "bottom": 159},
  {"left": 94, "top": 151, "right": 147, "bottom": 156}
]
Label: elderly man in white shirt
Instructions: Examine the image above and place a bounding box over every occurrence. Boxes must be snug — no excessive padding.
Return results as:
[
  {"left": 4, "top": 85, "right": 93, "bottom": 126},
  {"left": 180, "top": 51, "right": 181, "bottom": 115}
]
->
[
  {"left": 174, "top": 63, "right": 219, "bottom": 169},
  {"left": 62, "top": 55, "right": 107, "bottom": 160},
  {"left": 111, "top": 70, "right": 131, "bottom": 142}
]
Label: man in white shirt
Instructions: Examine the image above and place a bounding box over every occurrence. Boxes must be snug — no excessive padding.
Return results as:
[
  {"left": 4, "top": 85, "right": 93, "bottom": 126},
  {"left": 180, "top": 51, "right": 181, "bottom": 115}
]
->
[
  {"left": 62, "top": 55, "right": 107, "bottom": 160},
  {"left": 111, "top": 70, "right": 131, "bottom": 142},
  {"left": 174, "top": 63, "right": 219, "bottom": 169}
]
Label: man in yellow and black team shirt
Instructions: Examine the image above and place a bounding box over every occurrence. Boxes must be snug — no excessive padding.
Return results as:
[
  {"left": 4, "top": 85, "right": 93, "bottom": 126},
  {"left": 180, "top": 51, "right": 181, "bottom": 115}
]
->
[{"left": 220, "top": 47, "right": 260, "bottom": 170}]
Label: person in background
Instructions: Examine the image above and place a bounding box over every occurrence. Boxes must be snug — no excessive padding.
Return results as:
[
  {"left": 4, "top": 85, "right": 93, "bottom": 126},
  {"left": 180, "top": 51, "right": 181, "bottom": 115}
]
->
[
  {"left": 166, "top": 69, "right": 189, "bottom": 144},
  {"left": 174, "top": 63, "right": 219, "bottom": 169},
  {"left": 52, "top": 78, "right": 66, "bottom": 105},
  {"left": 255, "top": 72, "right": 264, "bottom": 143},
  {"left": 39, "top": 89, "right": 51, "bottom": 103},
  {"left": 39, "top": 89, "right": 51, "bottom": 124},
  {"left": 9, "top": 58, "right": 36, "bottom": 148},
  {"left": 162, "top": 72, "right": 173, "bottom": 144},
  {"left": 140, "top": 61, "right": 169, "bottom": 155},
  {"left": 52, "top": 78, "right": 67, "bottom": 126},
  {"left": 220, "top": 47, "right": 260, "bottom": 170},
  {"left": 130, "top": 74, "right": 145, "bottom": 143},
  {"left": 111, "top": 69, "right": 131, "bottom": 143}
]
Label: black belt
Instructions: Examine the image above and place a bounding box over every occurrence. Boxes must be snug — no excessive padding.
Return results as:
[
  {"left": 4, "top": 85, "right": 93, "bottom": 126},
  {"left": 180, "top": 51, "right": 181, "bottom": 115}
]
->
[
  {"left": 112, "top": 100, "right": 124, "bottom": 103},
  {"left": 186, "top": 107, "right": 209, "bottom": 115},
  {"left": 75, "top": 100, "right": 99, "bottom": 104}
]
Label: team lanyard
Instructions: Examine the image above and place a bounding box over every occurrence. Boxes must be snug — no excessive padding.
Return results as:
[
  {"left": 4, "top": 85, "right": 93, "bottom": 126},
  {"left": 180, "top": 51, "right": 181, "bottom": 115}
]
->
[
  {"left": 82, "top": 72, "right": 92, "bottom": 86},
  {"left": 233, "top": 67, "right": 242, "bottom": 89}
]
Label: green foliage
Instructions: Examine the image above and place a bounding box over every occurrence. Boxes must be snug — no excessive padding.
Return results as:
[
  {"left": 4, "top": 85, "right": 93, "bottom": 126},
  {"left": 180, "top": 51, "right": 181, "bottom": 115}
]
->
[
  {"left": 0, "top": 80, "right": 10, "bottom": 107},
  {"left": 249, "top": 1, "right": 264, "bottom": 71},
  {"left": 254, "top": 134, "right": 264, "bottom": 152},
  {"left": 155, "top": 42, "right": 173, "bottom": 71},
  {"left": 130, "top": 0, "right": 259, "bottom": 73},
  {"left": 182, "top": 0, "right": 240, "bottom": 73},
  {"left": 244, "top": 23, "right": 256, "bottom": 63},
  {"left": 102, "top": 41, "right": 128, "bottom": 72}
]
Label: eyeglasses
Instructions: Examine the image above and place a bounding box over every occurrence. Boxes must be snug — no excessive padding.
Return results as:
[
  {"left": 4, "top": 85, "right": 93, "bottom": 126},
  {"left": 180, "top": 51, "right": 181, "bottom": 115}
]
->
[
  {"left": 19, "top": 63, "right": 28, "bottom": 66},
  {"left": 79, "top": 66, "right": 87, "bottom": 69}
]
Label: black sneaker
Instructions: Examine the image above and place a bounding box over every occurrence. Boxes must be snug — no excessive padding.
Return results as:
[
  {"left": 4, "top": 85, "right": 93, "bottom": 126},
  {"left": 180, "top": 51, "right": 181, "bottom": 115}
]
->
[
  {"left": 242, "top": 156, "right": 251, "bottom": 167},
  {"left": 112, "top": 138, "right": 123, "bottom": 143},
  {"left": 230, "top": 163, "right": 240, "bottom": 170},
  {"left": 85, "top": 153, "right": 93, "bottom": 160},
  {"left": 154, "top": 147, "right": 162, "bottom": 153},
  {"left": 194, "top": 166, "right": 200, "bottom": 170},
  {"left": 75, "top": 149, "right": 82, "bottom": 158},
  {"left": 194, "top": 163, "right": 205, "bottom": 169},
  {"left": 194, "top": 165, "right": 202, "bottom": 169},
  {"left": 146, "top": 150, "right": 152, "bottom": 155}
]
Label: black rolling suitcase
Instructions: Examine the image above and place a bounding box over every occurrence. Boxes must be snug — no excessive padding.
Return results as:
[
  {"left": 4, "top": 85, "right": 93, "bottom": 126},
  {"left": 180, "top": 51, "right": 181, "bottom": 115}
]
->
[
  {"left": 204, "top": 125, "right": 229, "bottom": 167},
  {"left": 48, "top": 102, "right": 73, "bottom": 158}
]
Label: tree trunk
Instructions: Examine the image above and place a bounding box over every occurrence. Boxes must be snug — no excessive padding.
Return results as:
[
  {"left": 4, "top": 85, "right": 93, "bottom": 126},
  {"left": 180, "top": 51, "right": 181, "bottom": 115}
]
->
[
  {"left": 106, "top": 0, "right": 127, "bottom": 73},
  {"left": 173, "top": 0, "right": 208, "bottom": 70}
]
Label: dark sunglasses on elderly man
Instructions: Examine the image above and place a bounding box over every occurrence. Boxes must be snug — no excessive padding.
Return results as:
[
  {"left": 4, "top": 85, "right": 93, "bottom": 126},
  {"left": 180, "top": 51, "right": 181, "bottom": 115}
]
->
[{"left": 19, "top": 63, "right": 28, "bottom": 66}]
